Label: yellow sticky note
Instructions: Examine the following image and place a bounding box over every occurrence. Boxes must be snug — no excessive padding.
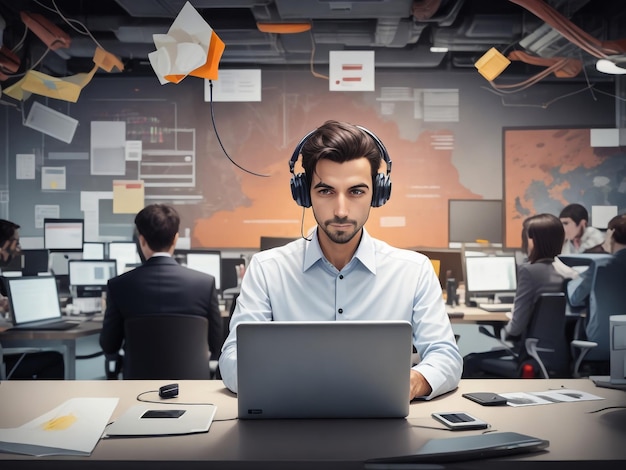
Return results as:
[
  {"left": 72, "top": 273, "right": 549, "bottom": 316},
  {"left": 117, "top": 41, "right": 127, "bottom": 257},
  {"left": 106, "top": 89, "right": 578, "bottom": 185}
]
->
[{"left": 113, "top": 180, "right": 145, "bottom": 214}]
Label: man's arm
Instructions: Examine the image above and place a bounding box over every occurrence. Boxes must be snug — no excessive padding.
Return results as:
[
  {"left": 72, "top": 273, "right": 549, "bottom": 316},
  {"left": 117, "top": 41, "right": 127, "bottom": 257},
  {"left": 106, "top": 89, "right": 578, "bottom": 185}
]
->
[
  {"left": 567, "top": 268, "right": 593, "bottom": 307},
  {"left": 410, "top": 266, "right": 463, "bottom": 400},
  {"left": 99, "top": 280, "right": 125, "bottom": 354}
]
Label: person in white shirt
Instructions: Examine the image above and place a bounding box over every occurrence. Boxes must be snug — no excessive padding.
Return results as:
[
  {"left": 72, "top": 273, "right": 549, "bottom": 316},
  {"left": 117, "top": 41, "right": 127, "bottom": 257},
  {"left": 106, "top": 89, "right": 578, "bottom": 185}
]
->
[
  {"left": 219, "top": 120, "right": 462, "bottom": 400},
  {"left": 559, "top": 203, "right": 606, "bottom": 254}
]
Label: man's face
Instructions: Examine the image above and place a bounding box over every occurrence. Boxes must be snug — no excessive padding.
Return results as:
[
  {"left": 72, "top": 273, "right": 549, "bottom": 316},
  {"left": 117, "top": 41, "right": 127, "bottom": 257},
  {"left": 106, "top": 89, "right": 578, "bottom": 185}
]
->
[
  {"left": 0, "top": 230, "right": 21, "bottom": 265},
  {"left": 560, "top": 217, "right": 583, "bottom": 241},
  {"left": 310, "top": 158, "right": 373, "bottom": 245}
]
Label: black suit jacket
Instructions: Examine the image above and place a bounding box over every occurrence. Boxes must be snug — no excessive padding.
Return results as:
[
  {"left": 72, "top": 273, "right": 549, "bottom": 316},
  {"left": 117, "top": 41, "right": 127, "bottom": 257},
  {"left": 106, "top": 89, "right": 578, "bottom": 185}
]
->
[{"left": 99, "top": 255, "right": 222, "bottom": 361}]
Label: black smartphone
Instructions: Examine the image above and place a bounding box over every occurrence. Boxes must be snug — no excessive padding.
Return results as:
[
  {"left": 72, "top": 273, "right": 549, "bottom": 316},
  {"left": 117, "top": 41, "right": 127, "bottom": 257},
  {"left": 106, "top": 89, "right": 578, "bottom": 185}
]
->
[
  {"left": 141, "top": 409, "right": 186, "bottom": 419},
  {"left": 462, "top": 392, "right": 508, "bottom": 406}
]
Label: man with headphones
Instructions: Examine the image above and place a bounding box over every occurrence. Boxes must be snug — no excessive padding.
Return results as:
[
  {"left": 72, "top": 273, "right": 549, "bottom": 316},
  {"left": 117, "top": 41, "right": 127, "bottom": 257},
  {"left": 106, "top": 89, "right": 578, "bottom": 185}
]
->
[{"left": 219, "top": 120, "right": 462, "bottom": 401}]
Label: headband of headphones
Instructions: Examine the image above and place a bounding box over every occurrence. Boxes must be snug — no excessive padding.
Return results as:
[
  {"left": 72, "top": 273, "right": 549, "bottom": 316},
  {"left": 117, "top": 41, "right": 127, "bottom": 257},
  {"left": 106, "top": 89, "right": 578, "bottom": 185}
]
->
[{"left": 288, "top": 125, "right": 392, "bottom": 208}]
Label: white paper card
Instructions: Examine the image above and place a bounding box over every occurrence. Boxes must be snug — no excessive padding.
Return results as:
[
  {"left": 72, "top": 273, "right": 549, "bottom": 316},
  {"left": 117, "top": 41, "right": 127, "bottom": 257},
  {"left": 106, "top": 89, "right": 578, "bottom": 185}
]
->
[
  {"left": 0, "top": 397, "right": 118, "bottom": 456},
  {"left": 16, "top": 153, "right": 36, "bottom": 180},
  {"left": 329, "top": 51, "right": 375, "bottom": 91}
]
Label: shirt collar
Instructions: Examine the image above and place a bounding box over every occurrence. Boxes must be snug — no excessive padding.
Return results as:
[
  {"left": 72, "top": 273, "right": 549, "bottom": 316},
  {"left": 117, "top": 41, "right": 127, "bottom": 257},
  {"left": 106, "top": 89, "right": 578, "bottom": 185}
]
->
[{"left": 303, "top": 227, "right": 376, "bottom": 274}]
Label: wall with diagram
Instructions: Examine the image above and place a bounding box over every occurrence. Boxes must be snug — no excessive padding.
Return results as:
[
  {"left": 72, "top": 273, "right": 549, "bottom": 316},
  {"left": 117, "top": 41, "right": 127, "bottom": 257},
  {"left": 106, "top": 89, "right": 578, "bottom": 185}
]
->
[{"left": 0, "top": 67, "right": 617, "bottom": 249}]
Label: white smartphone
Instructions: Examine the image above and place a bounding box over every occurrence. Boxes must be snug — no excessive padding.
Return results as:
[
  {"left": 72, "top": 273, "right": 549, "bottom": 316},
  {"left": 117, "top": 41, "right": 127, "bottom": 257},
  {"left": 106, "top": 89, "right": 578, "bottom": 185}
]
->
[{"left": 431, "top": 412, "right": 489, "bottom": 430}]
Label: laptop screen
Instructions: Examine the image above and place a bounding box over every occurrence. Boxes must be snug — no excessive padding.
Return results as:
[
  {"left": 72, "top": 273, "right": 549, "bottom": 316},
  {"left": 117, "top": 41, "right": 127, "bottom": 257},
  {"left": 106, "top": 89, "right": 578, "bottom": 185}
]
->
[{"left": 6, "top": 276, "right": 62, "bottom": 325}]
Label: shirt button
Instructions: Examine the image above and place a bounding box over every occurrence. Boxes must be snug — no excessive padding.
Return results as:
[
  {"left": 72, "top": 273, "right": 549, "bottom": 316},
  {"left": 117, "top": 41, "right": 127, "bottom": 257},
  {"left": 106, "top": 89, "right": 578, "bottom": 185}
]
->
[
  {"left": 339, "top": 275, "right": 344, "bottom": 279},
  {"left": 338, "top": 308, "right": 343, "bottom": 314}
]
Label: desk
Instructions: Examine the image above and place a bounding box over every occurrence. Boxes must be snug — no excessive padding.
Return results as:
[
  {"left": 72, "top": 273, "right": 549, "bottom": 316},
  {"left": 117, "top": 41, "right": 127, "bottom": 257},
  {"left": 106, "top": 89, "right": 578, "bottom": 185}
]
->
[
  {"left": 0, "top": 319, "right": 102, "bottom": 380},
  {"left": 447, "top": 304, "right": 510, "bottom": 324},
  {"left": 0, "top": 378, "right": 624, "bottom": 469}
]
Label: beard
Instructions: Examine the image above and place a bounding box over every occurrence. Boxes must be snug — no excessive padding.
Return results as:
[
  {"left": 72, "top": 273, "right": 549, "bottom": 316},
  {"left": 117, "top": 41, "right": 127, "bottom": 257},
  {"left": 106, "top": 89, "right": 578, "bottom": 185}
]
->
[{"left": 318, "top": 217, "right": 362, "bottom": 244}]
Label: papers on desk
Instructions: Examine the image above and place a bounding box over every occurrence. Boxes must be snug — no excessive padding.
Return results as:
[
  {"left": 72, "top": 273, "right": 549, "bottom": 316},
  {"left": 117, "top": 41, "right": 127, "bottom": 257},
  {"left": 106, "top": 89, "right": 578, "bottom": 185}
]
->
[
  {"left": 0, "top": 397, "right": 118, "bottom": 456},
  {"left": 500, "top": 389, "right": 603, "bottom": 407}
]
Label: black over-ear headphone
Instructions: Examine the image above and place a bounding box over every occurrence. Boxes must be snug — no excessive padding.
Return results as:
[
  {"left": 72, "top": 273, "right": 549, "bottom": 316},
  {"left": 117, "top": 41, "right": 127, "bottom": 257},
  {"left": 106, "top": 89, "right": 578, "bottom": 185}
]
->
[{"left": 288, "top": 125, "right": 392, "bottom": 208}]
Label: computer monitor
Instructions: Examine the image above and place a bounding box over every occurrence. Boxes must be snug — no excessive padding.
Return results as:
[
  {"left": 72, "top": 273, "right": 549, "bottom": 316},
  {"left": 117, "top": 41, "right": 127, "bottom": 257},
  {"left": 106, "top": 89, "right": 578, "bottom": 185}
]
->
[
  {"left": 83, "top": 242, "right": 105, "bottom": 260},
  {"left": 464, "top": 254, "right": 517, "bottom": 303},
  {"left": 175, "top": 249, "right": 222, "bottom": 290},
  {"left": 414, "top": 248, "right": 464, "bottom": 289},
  {"left": 260, "top": 236, "right": 297, "bottom": 251},
  {"left": 448, "top": 199, "right": 503, "bottom": 245},
  {"left": 21, "top": 249, "right": 50, "bottom": 276},
  {"left": 68, "top": 259, "right": 117, "bottom": 287},
  {"left": 43, "top": 218, "right": 84, "bottom": 252},
  {"left": 108, "top": 241, "right": 141, "bottom": 275}
]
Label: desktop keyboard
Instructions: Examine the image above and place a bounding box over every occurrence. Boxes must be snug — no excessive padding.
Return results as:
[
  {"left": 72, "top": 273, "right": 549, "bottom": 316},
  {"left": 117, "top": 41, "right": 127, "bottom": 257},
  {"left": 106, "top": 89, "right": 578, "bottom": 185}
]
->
[{"left": 478, "top": 303, "right": 514, "bottom": 312}]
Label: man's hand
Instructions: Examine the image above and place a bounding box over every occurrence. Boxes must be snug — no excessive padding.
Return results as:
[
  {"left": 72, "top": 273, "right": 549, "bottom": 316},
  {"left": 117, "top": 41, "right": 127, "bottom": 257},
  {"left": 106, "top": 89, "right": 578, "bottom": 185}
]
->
[
  {"left": 0, "top": 294, "right": 9, "bottom": 314},
  {"left": 410, "top": 369, "right": 432, "bottom": 400}
]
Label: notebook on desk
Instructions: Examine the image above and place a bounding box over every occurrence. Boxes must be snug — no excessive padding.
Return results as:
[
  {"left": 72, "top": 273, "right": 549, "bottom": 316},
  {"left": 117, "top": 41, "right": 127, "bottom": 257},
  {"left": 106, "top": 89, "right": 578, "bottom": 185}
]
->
[
  {"left": 236, "top": 321, "right": 413, "bottom": 419},
  {"left": 6, "top": 276, "right": 78, "bottom": 330}
]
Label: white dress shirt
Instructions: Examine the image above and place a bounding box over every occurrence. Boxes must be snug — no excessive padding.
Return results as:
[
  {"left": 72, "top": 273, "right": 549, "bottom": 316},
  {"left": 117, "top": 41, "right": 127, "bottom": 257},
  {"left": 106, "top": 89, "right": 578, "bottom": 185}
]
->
[{"left": 219, "top": 227, "right": 462, "bottom": 399}]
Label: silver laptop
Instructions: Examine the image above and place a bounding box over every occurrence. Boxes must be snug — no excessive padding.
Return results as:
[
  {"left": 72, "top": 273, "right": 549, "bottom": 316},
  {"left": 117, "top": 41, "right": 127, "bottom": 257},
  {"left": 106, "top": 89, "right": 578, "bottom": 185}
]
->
[
  {"left": 236, "top": 321, "right": 413, "bottom": 419},
  {"left": 6, "top": 276, "right": 77, "bottom": 330}
]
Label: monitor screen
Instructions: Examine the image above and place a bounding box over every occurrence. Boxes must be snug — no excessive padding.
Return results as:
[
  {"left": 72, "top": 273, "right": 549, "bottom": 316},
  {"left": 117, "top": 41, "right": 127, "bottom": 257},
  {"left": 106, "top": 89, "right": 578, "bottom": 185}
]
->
[
  {"left": 43, "top": 219, "right": 84, "bottom": 251},
  {"left": 464, "top": 255, "right": 517, "bottom": 297},
  {"left": 448, "top": 200, "right": 503, "bottom": 245},
  {"left": 21, "top": 249, "right": 50, "bottom": 276},
  {"left": 69, "top": 260, "right": 117, "bottom": 286},
  {"left": 180, "top": 250, "right": 221, "bottom": 290},
  {"left": 108, "top": 242, "right": 141, "bottom": 275},
  {"left": 83, "top": 242, "right": 105, "bottom": 260}
]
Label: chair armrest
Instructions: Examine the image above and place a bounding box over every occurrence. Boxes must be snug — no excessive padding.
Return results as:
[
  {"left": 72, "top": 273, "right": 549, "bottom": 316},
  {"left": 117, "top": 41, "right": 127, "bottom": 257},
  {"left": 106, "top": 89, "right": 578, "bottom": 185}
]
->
[
  {"left": 525, "top": 338, "right": 551, "bottom": 379},
  {"left": 571, "top": 340, "right": 598, "bottom": 377}
]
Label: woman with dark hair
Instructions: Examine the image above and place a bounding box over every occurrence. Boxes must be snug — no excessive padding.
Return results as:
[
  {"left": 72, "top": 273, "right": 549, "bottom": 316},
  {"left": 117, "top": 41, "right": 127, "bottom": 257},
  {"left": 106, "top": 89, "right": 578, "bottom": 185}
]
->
[
  {"left": 462, "top": 213, "right": 577, "bottom": 377},
  {"left": 503, "top": 213, "right": 578, "bottom": 340}
]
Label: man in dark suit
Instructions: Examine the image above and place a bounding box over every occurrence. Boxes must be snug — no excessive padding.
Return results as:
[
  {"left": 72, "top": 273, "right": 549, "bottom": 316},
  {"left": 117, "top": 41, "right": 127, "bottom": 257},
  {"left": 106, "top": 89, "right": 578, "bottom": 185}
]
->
[{"left": 99, "top": 204, "right": 222, "bottom": 378}]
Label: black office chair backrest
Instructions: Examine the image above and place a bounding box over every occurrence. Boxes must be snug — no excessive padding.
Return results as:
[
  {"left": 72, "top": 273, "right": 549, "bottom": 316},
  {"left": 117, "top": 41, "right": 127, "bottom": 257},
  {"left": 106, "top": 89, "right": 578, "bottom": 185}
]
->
[
  {"left": 521, "top": 292, "right": 570, "bottom": 377},
  {"left": 123, "top": 314, "right": 211, "bottom": 380},
  {"left": 585, "top": 263, "right": 626, "bottom": 361}
]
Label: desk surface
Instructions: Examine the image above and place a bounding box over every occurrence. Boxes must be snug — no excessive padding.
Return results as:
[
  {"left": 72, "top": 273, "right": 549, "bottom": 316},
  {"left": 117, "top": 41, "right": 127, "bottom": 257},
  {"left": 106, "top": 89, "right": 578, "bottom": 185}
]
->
[
  {"left": 447, "top": 304, "right": 510, "bottom": 323},
  {"left": 0, "top": 378, "right": 624, "bottom": 469},
  {"left": 0, "top": 317, "right": 102, "bottom": 338}
]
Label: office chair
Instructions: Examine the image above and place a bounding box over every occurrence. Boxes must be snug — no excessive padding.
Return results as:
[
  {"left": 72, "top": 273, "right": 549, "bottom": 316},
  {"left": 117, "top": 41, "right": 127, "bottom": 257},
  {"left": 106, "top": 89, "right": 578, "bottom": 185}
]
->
[
  {"left": 476, "top": 292, "right": 573, "bottom": 379},
  {"left": 571, "top": 262, "right": 626, "bottom": 375},
  {"left": 121, "top": 314, "right": 212, "bottom": 380}
]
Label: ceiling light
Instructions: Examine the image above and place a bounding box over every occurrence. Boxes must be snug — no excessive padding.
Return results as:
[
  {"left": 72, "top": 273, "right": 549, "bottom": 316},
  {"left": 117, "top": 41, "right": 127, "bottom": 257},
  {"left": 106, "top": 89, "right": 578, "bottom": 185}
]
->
[
  {"left": 596, "top": 59, "right": 626, "bottom": 75},
  {"left": 430, "top": 46, "right": 448, "bottom": 53}
]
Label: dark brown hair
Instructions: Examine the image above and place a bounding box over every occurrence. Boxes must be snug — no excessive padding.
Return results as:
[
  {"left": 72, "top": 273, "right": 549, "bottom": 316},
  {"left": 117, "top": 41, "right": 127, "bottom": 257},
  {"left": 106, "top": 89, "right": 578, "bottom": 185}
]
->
[
  {"left": 524, "top": 213, "right": 565, "bottom": 263},
  {"left": 608, "top": 213, "right": 626, "bottom": 245},
  {"left": 0, "top": 219, "right": 20, "bottom": 245},
  {"left": 300, "top": 120, "right": 382, "bottom": 192},
  {"left": 134, "top": 204, "right": 180, "bottom": 252}
]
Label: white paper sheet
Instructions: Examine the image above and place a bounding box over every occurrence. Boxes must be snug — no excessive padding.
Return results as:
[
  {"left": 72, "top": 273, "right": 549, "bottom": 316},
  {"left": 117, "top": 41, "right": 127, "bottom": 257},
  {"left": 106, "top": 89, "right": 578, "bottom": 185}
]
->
[{"left": 0, "top": 397, "right": 119, "bottom": 456}]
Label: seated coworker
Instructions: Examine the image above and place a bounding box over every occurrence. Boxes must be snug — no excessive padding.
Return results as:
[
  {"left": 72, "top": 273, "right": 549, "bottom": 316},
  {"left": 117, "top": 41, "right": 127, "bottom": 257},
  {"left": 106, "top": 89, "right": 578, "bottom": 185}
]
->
[
  {"left": 99, "top": 204, "right": 223, "bottom": 378},
  {"left": 219, "top": 120, "right": 462, "bottom": 400},
  {"left": 567, "top": 213, "right": 626, "bottom": 307},
  {"left": 559, "top": 203, "right": 606, "bottom": 254},
  {"left": 1, "top": 219, "right": 64, "bottom": 380},
  {"left": 463, "top": 213, "right": 577, "bottom": 377}
]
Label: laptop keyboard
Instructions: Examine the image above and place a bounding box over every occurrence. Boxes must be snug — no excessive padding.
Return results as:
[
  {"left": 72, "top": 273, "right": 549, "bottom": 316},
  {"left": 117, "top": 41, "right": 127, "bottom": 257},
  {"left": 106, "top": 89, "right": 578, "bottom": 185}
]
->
[{"left": 12, "top": 320, "right": 78, "bottom": 330}]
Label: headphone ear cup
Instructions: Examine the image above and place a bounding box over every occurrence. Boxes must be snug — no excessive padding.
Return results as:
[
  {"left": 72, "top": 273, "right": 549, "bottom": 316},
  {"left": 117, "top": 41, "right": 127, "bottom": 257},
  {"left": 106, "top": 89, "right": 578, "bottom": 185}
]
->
[
  {"left": 290, "top": 173, "right": 311, "bottom": 208},
  {"left": 371, "top": 173, "right": 392, "bottom": 207}
]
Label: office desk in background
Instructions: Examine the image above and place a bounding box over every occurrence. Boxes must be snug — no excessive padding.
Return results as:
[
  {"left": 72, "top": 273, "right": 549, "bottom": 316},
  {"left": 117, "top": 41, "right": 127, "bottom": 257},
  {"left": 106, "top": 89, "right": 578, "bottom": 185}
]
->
[
  {"left": 0, "top": 378, "right": 624, "bottom": 469},
  {"left": 0, "top": 318, "right": 102, "bottom": 380}
]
